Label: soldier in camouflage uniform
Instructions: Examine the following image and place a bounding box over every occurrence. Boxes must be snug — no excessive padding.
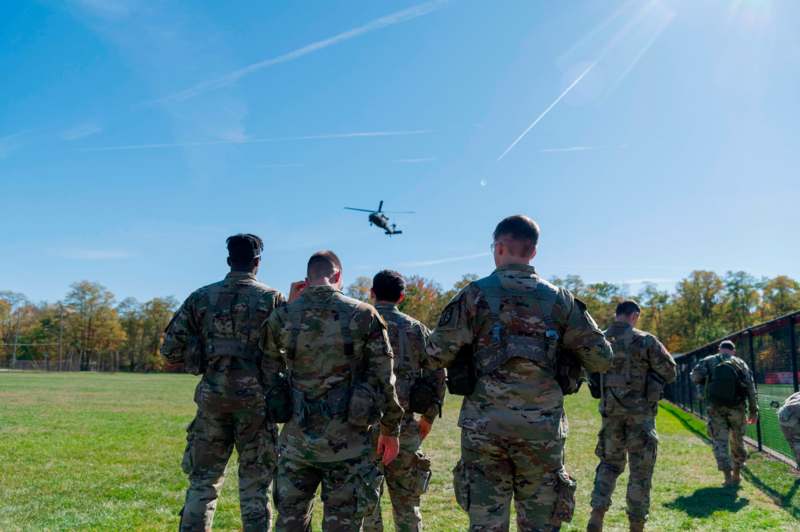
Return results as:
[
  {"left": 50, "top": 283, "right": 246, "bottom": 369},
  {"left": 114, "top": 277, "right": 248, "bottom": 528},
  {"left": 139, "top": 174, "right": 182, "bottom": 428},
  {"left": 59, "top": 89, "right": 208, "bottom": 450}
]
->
[
  {"left": 778, "top": 391, "right": 800, "bottom": 467},
  {"left": 260, "top": 251, "right": 404, "bottom": 531},
  {"left": 690, "top": 340, "right": 758, "bottom": 487},
  {"left": 161, "top": 234, "right": 284, "bottom": 531},
  {"left": 424, "top": 215, "right": 614, "bottom": 531},
  {"left": 362, "top": 270, "right": 446, "bottom": 532},
  {"left": 587, "top": 300, "right": 676, "bottom": 532}
]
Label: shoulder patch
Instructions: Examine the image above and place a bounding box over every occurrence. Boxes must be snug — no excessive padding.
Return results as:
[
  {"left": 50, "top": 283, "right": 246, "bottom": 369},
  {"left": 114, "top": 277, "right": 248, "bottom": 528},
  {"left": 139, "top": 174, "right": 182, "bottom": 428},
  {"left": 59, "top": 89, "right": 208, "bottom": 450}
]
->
[{"left": 438, "top": 303, "right": 456, "bottom": 327}]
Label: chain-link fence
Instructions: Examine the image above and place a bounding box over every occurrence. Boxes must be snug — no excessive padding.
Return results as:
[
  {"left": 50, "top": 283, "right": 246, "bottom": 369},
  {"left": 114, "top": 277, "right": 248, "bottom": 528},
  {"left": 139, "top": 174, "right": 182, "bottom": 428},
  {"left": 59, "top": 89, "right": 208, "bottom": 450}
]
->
[{"left": 665, "top": 310, "right": 799, "bottom": 464}]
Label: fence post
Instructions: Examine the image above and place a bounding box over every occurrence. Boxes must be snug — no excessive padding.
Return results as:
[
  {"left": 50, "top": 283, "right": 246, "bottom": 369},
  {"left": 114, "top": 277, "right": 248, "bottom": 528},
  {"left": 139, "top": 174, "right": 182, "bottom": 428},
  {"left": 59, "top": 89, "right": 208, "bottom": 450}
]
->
[
  {"left": 747, "top": 330, "right": 763, "bottom": 452},
  {"left": 790, "top": 316, "right": 798, "bottom": 393}
]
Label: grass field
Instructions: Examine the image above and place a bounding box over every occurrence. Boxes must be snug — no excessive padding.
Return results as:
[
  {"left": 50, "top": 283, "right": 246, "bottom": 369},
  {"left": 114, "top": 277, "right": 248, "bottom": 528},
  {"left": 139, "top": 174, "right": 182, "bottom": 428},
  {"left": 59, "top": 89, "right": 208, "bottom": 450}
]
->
[{"left": 1, "top": 372, "right": 798, "bottom": 531}]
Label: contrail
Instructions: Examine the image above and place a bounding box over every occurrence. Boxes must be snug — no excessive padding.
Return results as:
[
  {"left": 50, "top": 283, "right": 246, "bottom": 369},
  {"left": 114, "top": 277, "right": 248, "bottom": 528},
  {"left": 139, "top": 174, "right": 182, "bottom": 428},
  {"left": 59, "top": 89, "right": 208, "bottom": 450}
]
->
[
  {"left": 497, "top": 62, "right": 596, "bottom": 161},
  {"left": 81, "top": 130, "right": 431, "bottom": 152},
  {"left": 540, "top": 146, "right": 596, "bottom": 153},
  {"left": 153, "top": 0, "right": 449, "bottom": 104},
  {"left": 400, "top": 252, "right": 490, "bottom": 268}
]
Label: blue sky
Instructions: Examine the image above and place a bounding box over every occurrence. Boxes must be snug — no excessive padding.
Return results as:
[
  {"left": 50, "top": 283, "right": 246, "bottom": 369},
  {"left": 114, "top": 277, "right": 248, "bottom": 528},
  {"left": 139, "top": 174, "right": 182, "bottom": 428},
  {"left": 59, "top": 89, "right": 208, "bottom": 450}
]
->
[{"left": 2, "top": 0, "right": 798, "bottom": 304}]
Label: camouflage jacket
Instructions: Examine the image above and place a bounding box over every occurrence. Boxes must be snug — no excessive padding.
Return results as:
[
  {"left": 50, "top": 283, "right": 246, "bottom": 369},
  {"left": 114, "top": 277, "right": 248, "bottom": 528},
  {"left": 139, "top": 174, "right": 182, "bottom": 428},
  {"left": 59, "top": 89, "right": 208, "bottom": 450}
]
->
[
  {"left": 779, "top": 391, "right": 800, "bottom": 429},
  {"left": 691, "top": 353, "right": 758, "bottom": 412},
  {"left": 600, "top": 321, "right": 676, "bottom": 417},
  {"left": 374, "top": 302, "right": 446, "bottom": 423},
  {"left": 161, "top": 271, "right": 284, "bottom": 412},
  {"left": 425, "top": 264, "right": 613, "bottom": 441},
  {"left": 260, "top": 285, "right": 403, "bottom": 462}
]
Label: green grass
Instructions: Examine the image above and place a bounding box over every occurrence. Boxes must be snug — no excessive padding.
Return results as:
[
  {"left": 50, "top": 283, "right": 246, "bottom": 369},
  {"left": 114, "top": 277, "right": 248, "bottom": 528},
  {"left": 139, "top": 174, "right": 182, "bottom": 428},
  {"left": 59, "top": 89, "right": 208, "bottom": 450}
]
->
[{"left": 1, "top": 372, "right": 798, "bottom": 531}]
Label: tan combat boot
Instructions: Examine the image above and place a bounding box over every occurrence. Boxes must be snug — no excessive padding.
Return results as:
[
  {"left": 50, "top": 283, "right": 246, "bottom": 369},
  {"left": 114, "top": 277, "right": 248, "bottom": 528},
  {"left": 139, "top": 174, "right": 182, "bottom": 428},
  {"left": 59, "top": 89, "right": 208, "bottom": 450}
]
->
[
  {"left": 732, "top": 466, "right": 741, "bottom": 486},
  {"left": 723, "top": 469, "right": 733, "bottom": 486},
  {"left": 587, "top": 508, "right": 605, "bottom": 532},
  {"left": 629, "top": 518, "right": 645, "bottom": 532}
]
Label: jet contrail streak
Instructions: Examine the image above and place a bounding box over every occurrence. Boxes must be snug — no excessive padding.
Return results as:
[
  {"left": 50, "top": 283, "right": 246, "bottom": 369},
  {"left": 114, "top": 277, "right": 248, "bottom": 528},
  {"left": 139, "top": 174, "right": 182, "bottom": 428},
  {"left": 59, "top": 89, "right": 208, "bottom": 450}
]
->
[{"left": 497, "top": 62, "right": 596, "bottom": 161}]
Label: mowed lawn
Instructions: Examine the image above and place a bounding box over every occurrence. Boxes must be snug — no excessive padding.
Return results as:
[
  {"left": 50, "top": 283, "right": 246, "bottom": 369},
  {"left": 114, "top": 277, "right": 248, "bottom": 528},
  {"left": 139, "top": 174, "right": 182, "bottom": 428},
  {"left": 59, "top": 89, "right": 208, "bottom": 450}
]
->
[{"left": 1, "top": 372, "right": 798, "bottom": 531}]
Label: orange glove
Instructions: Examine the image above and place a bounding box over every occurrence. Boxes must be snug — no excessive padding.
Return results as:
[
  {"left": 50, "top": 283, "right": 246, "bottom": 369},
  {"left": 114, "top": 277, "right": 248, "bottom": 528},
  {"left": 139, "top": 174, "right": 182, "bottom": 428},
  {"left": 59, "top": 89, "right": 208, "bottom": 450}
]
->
[
  {"left": 418, "top": 417, "right": 433, "bottom": 441},
  {"left": 164, "top": 360, "right": 185, "bottom": 372},
  {"left": 377, "top": 435, "right": 400, "bottom": 465}
]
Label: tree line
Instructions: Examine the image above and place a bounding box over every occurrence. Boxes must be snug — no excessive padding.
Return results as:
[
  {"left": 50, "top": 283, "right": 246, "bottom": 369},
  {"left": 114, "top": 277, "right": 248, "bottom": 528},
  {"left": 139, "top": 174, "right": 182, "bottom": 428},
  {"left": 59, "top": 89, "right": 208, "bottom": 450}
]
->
[{"left": 2, "top": 270, "right": 798, "bottom": 371}]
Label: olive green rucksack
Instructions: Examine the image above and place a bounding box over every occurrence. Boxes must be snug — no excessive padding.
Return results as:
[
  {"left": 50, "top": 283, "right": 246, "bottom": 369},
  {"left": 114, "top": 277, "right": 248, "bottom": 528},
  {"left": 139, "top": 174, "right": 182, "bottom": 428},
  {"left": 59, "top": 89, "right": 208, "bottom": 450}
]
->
[{"left": 708, "top": 356, "right": 744, "bottom": 407}]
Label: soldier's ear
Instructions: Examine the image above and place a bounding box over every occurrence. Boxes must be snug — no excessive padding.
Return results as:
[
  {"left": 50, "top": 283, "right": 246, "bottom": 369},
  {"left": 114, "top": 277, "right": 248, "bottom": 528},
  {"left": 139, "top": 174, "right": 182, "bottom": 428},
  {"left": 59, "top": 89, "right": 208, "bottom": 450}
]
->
[
  {"left": 227, "top": 257, "right": 232, "bottom": 267},
  {"left": 398, "top": 293, "right": 405, "bottom": 304}
]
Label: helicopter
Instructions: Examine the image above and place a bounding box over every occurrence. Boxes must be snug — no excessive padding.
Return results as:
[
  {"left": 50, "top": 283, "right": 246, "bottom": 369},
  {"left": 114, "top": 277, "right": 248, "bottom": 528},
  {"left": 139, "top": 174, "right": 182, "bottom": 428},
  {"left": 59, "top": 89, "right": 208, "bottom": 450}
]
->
[{"left": 344, "top": 201, "right": 414, "bottom": 235}]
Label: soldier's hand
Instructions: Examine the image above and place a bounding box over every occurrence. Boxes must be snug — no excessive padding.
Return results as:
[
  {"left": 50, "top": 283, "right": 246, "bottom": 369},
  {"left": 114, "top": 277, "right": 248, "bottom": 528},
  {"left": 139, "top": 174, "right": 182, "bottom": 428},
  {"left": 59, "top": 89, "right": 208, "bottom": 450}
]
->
[
  {"left": 288, "top": 281, "right": 307, "bottom": 303},
  {"left": 164, "top": 360, "right": 185, "bottom": 372},
  {"left": 418, "top": 417, "right": 433, "bottom": 441},
  {"left": 377, "top": 435, "right": 400, "bottom": 465},
  {"left": 747, "top": 410, "right": 759, "bottom": 424}
]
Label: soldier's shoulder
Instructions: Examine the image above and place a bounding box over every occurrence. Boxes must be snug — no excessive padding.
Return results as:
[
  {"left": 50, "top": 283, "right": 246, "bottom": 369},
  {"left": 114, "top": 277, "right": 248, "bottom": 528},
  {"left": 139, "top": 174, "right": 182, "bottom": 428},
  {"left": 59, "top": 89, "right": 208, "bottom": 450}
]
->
[
  {"left": 395, "top": 310, "right": 427, "bottom": 332},
  {"left": 732, "top": 355, "right": 751, "bottom": 369},
  {"left": 338, "top": 294, "right": 385, "bottom": 324},
  {"left": 189, "top": 279, "right": 227, "bottom": 301},
  {"left": 632, "top": 328, "right": 661, "bottom": 346}
]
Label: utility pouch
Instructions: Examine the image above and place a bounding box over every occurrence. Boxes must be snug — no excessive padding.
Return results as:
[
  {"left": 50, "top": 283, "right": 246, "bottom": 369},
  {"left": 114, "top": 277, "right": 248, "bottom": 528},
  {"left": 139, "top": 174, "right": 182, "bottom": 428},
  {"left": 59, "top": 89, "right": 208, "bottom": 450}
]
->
[
  {"left": 556, "top": 349, "right": 584, "bottom": 396},
  {"left": 446, "top": 345, "right": 477, "bottom": 396},
  {"left": 409, "top": 376, "right": 440, "bottom": 415},
  {"left": 184, "top": 337, "right": 206, "bottom": 376},
  {"left": 265, "top": 373, "right": 293, "bottom": 423},
  {"left": 551, "top": 468, "right": 577, "bottom": 525},
  {"left": 646, "top": 372, "right": 666, "bottom": 402},
  {"left": 348, "top": 383, "right": 380, "bottom": 429},
  {"left": 411, "top": 452, "right": 432, "bottom": 496}
]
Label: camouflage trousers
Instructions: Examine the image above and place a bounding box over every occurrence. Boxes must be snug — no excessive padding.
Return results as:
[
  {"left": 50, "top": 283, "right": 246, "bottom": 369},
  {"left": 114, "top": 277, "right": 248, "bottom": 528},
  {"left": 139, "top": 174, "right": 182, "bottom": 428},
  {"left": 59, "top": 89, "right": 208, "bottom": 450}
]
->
[
  {"left": 180, "top": 406, "right": 277, "bottom": 531},
  {"left": 453, "top": 428, "right": 574, "bottom": 532},
  {"left": 590, "top": 414, "right": 658, "bottom": 521},
  {"left": 274, "top": 452, "right": 383, "bottom": 532},
  {"left": 363, "top": 419, "right": 432, "bottom": 532},
  {"left": 779, "top": 416, "right": 800, "bottom": 466},
  {"left": 707, "top": 405, "right": 747, "bottom": 471}
]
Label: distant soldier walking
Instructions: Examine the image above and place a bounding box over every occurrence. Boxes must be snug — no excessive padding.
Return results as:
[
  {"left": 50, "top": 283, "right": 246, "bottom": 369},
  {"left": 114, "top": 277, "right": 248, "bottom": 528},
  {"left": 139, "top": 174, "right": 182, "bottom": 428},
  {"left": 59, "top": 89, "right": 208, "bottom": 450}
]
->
[
  {"left": 362, "top": 270, "right": 446, "bottom": 532},
  {"left": 587, "top": 301, "right": 676, "bottom": 532},
  {"left": 778, "top": 391, "right": 800, "bottom": 467},
  {"left": 260, "top": 251, "right": 404, "bottom": 531},
  {"left": 161, "top": 234, "right": 284, "bottom": 531},
  {"left": 425, "top": 215, "right": 613, "bottom": 531},
  {"left": 691, "top": 340, "right": 758, "bottom": 486}
]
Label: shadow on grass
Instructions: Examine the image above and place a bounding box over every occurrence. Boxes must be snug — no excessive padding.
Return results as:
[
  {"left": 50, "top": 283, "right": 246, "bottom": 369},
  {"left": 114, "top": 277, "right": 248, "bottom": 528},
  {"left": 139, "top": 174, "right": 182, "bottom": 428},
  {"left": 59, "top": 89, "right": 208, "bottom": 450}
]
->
[
  {"left": 665, "top": 486, "right": 749, "bottom": 517},
  {"left": 742, "top": 469, "right": 800, "bottom": 520},
  {"left": 660, "top": 402, "right": 710, "bottom": 443}
]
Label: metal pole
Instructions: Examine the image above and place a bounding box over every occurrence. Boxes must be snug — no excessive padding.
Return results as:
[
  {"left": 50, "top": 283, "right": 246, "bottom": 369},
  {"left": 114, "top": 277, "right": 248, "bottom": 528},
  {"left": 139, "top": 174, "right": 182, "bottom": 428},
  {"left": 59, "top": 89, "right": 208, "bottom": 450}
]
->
[
  {"left": 789, "top": 316, "right": 798, "bottom": 393},
  {"left": 748, "top": 331, "right": 763, "bottom": 451},
  {"left": 11, "top": 310, "right": 20, "bottom": 369},
  {"left": 58, "top": 304, "right": 65, "bottom": 372}
]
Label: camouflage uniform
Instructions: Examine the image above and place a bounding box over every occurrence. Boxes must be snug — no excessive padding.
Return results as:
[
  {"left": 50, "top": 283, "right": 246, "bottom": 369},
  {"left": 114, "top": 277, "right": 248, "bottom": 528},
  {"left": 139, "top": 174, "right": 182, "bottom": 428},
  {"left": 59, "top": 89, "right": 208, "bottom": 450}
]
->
[
  {"left": 589, "top": 321, "right": 676, "bottom": 523},
  {"left": 162, "top": 271, "right": 284, "bottom": 532},
  {"left": 778, "top": 391, "right": 800, "bottom": 466},
  {"left": 363, "top": 303, "right": 446, "bottom": 532},
  {"left": 260, "top": 285, "right": 404, "bottom": 532},
  {"left": 690, "top": 353, "right": 758, "bottom": 472},
  {"left": 425, "top": 264, "right": 613, "bottom": 531}
]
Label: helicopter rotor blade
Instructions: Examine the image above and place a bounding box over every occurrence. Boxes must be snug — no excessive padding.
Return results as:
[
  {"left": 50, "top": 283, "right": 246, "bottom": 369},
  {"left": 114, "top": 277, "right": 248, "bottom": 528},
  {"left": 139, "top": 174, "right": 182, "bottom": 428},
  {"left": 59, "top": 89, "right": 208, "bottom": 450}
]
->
[
  {"left": 378, "top": 200, "right": 384, "bottom": 212},
  {"left": 344, "top": 207, "right": 376, "bottom": 213},
  {"left": 382, "top": 211, "right": 416, "bottom": 215}
]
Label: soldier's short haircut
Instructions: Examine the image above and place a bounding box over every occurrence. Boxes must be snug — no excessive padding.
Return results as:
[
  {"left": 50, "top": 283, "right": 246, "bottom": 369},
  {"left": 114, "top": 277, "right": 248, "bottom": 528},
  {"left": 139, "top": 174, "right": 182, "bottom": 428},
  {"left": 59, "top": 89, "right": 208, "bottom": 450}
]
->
[
  {"left": 615, "top": 300, "right": 641, "bottom": 317},
  {"left": 307, "top": 250, "right": 342, "bottom": 280},
  {"left": 493, "top": 215, "right": 540, "bottom": 256},
  {"left": 372, "top": 270, "right": 405, "bottom": 303},
  {"left": 226, "top": 233, "right": 264, "bottom": 268},
  {"left": 720, "top": 340, "right": 736, "bottom": 351}
]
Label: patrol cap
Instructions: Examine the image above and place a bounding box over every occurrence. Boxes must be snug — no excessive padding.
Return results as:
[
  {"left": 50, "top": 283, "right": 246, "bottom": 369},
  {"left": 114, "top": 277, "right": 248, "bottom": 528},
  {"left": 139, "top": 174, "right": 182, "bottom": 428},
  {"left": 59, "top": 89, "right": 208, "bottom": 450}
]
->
[
  {"left": 720, "top": 340, "right": 736, "bottom": 351},
  {"left": 226, "top": 233, "right": 263, "bottom": 263}
]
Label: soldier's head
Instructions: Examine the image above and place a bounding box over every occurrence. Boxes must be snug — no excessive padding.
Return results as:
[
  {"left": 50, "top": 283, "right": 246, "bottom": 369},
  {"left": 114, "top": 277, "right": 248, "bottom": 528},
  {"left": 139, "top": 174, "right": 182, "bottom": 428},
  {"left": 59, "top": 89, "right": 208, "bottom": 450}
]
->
[
  {"left": 492, "top": 215, "right": 539, "bottom": 267},
  {"left": 307, "top": 250, "right": 343, "bottom": 289},
  {"left": 371, "top": 270, "right": 406, "bottom": 304},
  {"left": 719, "top": 340, "right": 736, "bottom": 355},
  {"left": 615, "top": 300, "right": 641, "bottom": 326},
  {"left": 226, "top": 233, "right": 263, "bottom": 273}
]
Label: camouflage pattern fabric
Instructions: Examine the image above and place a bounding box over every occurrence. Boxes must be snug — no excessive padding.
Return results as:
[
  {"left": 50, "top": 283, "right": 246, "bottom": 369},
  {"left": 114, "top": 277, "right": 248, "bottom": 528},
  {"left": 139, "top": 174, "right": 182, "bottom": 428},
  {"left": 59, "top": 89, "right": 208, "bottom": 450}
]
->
[
  {"left": 778, "top": 392, "right": 800, "bottom": 465},
  {"left": 425, "top": 264, "right": 613, "bottom": 530},
  {"left": 691, "top": 353, "right": 758, "bottom": 471},
  {"left": 590, "top": 321, "right": 676, "bottom": 521},
  {"left": 453, "top": 429, "right": 567, "bottom": 531},
  {"left": 363, "top": 303, "right": 444, "bottom": 532},
  {"left": 162, "top": 271, "right": 284, "bottom": 531},
  {"left": 274, "top": 453, "right": 383, "bottom": 532},
  {"left": 260, "top": 285, "right": 403, "bottom": 528}
]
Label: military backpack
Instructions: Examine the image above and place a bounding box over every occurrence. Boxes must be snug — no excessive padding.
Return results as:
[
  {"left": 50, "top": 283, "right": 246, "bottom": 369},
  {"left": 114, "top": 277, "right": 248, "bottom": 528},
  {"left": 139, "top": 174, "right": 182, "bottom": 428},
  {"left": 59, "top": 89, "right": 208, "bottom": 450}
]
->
[{"left": 708, "top": 356, "right": 745, "bottom": 407}]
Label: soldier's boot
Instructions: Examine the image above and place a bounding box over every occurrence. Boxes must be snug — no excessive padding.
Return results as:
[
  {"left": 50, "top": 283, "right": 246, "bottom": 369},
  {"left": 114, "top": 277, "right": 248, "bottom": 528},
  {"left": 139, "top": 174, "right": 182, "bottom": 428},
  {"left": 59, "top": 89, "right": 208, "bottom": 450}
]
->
[
  {"left": 723, "top": 469, "right": 733, "bottom": 486},
  {"left": 587, "top": 508, "right": 605, "bottom": 532},
  {"left": 731, "top": 466, "right": 742, "bottom": 486},
  {"left": 629, "top": 518, "right": 645, "bottom": 532}
]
